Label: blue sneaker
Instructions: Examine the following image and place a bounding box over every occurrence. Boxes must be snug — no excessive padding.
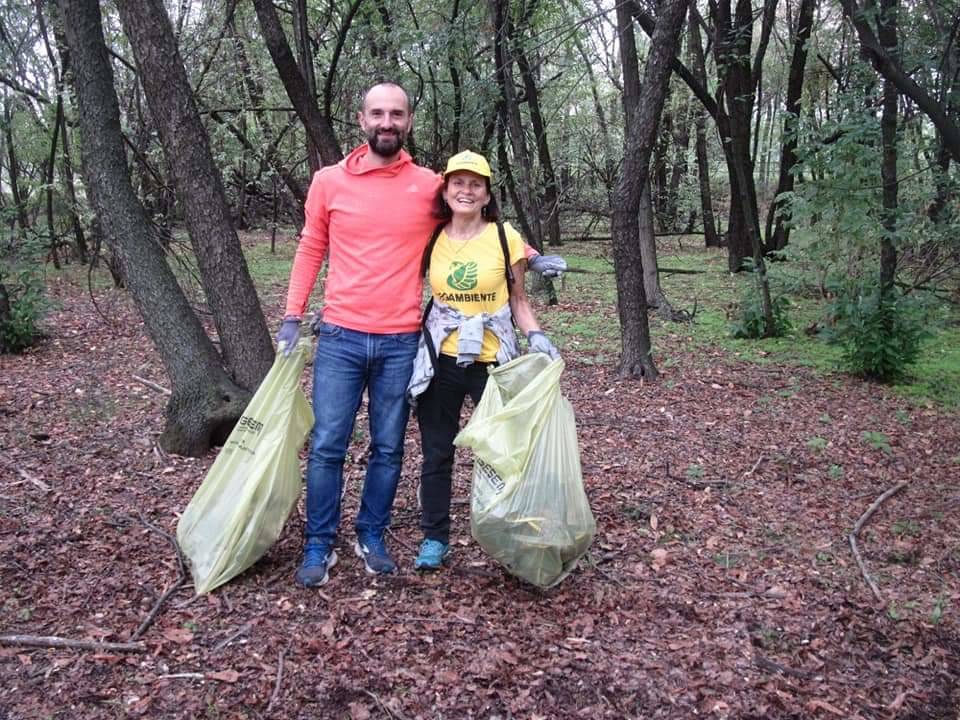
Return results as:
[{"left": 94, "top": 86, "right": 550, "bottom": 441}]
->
[
  {"left": 296, "top": 539, "right": 337, "bottom": 587},
  {"left": 414, "top": 539, "right": 449, "bottom": 571},
  {"left": 354, "top": 535, "right": 397, "bottom": 575}
]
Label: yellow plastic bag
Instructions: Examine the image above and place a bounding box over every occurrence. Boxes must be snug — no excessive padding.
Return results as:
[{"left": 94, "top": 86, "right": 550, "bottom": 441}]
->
[
  {"left": 455, "top": 353, "right": 596, "bottom": 588},
  {"left": 176, "top": 338, "right": 314, "bottom": 594}
]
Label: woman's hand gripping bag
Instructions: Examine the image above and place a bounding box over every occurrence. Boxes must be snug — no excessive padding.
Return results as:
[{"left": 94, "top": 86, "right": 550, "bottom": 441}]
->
[
  {"left": 176, "top": 338, "right": 314, "bottom": 594},
  {"left": 454, "top": 353, "right": 595, "bottom": 588}
]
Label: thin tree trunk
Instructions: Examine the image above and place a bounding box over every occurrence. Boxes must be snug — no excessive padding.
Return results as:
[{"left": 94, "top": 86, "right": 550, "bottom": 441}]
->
[
  {"left": 3, "top": 102, "right": 30, "bottom": 239},
  {"left": 878, "top": 0, "right": 898, "bottom": 296},
  {"left": 765, "top": 0, "right": 816, "bottom": 252},
  {"left": 115, "top": 0, "right": 275, "bottom": 391},
  {"left": 515, "top": 45, "right": 562, "bottom": 247},
  {"left": 251, "top": 0, "right": 342, "bottom": 166},
  {"left": 687, "top": 8, "right": 721, "bottom": 248},
  {"left": 611, "top": 0, "right": 689, "bottom": 378},
  {"left": 56, "top": 0, "right": 250, "bottom": 456},
  {"left": 292, "top": 0, "right": 320, "bottom": 174}
]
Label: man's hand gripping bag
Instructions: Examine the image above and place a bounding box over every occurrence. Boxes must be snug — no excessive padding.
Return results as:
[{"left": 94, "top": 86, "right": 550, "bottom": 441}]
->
[
  {"left": 454, "top": 353, "right": 595, "bottom": 588},
  {"left": 176, "top": 338, "right": 314, "bottom": 594}
]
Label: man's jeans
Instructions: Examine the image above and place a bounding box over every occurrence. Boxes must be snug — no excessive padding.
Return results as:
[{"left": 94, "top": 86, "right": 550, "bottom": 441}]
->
[{"left": 305, "top": 323, "right": 418, "bottom": 545}]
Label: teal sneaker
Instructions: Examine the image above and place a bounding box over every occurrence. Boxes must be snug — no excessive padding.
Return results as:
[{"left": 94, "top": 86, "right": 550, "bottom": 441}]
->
[{"left": 414, "top": 539, "right": 450, "bottom": 571}]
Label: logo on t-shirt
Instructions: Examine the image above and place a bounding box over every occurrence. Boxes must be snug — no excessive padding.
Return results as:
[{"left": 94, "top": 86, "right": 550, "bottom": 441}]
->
[{"left": 447, "top": 261, "right": 478, "bottom": 291}]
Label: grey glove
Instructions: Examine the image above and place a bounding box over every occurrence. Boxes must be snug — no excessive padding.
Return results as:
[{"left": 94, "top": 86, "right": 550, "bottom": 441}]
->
[
  {"left": 528, "top": 254, "right": 567, "bottom": 278},
  {"left": 276, "top": 318, "right": 301, "bottom": 356},
  {"left": 527, "top": 330, "right": 560, "bottom": 360}
]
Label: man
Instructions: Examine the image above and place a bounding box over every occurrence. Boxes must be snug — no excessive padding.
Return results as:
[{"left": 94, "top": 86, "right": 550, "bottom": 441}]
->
[{"left": 277, "top": 82, "right": 563, "bottom": 587}]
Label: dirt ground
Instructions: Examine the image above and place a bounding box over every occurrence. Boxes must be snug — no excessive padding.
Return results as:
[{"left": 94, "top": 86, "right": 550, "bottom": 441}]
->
[{"left": 1, "top": 272, "right": 958, "bottom": 719}]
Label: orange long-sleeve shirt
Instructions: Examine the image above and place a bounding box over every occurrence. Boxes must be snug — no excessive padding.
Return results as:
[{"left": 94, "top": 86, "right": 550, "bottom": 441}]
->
[{"left": 284, "top": 145, "right": 441, "bottom": 333}]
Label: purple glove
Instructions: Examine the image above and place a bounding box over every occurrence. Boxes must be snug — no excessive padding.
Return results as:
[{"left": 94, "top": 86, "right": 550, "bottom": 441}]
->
[
  {"left": 527, "top": 331, "right": 560, "bottom": 360},
  {"left": 276, "top": 319, "right": 301, "bottom": 356},
  {"left": 528, "top": 254, "right": 567, "bottom": 278}
]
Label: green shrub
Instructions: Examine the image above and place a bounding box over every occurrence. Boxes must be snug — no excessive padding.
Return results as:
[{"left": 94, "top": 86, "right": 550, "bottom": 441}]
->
[
  {"left": 0, "top": 272, "right": 45, "bottom": 354},
  {"left": 824, "top": 282, "right": 929, "bottom": 382},
  {"left": 730, "top": 288, "right": 792, "bottom": 339}
]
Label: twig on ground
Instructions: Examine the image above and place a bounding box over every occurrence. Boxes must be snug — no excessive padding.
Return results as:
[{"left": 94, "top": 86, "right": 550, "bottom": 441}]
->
[
  {"left": 584, "top": 552, "right": 627, "bottom": 588},
  {"left": 132, "top": 374, "right": 171, "bottom": 395},
  {"left": 0, "top": 453, "right": 51, "bottom": 492},
  {"left": 365, "top": 690, "right": 405, "bottom": 720},
  {"left": 386, "top": 528, "right": 417, "bottom": 556},
  {"left": 0, "top": 634, "right": 145, "bottom": 653},
  {"left": 753, "top": 651, "right": 819, "bottom": 680},
  {"left": 157, "top": 672, "right": 205, "bottom": 680},
  {"left": 265, "top": 644, "right": 289, "bottom": 715},
  {"left": 389, "top": 615, "right": 478, "bottom": 626},
  {"left": 848, "top": 482, "right": 908, "bottom": 605},
  {"left": 212, "top": 623, "right": 252, "bottom": 654},
  {"left": 130, "top": 511, "right": 187, "bottom": 641},
  {"left": 742, "top": 454, "right": 765, "bottom": 478}
]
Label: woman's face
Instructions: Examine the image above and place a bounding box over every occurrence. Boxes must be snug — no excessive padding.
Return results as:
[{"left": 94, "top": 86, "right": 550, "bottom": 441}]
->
[{"left": 444, "top": 171, "right": 490, "bottom": 217}]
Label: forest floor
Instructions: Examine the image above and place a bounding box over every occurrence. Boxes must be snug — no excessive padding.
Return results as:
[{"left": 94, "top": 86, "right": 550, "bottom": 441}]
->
[{"left": 1, "top": 235, "right": 959, "bottom": 720}]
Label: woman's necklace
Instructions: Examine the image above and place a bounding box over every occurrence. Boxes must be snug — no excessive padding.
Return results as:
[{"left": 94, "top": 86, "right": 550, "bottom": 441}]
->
[{"left": 445, "top": 219, "right": 488, "bottom": 242}]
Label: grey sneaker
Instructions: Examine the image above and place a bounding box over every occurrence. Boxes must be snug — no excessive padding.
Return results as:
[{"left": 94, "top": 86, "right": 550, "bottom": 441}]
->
[
  {"left": 296, "top": 539, "right": 337, "bottom": 587},
  {"left": 353, "top": 535, "right": 397, "bottom": 575}
]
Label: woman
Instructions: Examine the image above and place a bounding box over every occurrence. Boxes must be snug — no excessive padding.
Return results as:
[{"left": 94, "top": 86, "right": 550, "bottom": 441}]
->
[{"left": 406, "top": 150, "right": 560, "bottom": 571}]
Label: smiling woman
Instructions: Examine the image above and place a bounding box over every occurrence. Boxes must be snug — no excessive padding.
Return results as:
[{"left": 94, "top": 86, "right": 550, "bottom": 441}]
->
[{"left": 407, "top": 150, "right": 561, "bottom": 572}]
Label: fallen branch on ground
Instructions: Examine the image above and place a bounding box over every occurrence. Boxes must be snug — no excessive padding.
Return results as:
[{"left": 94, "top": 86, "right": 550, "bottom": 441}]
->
[
  {"left": 265, "top": 644, "right": 289, "bottom": 715},
  {"left": 0, "top": 634, "right": 145, "bottom": 653},
  {"left": 130, "top": 511, "right": 187, "bottom": 641},
  {"left": 132, "top": 374, "right": 171, "bottom": 395},
  {"left": 848, "top": 482, "right": 909, "bottom": 604}
]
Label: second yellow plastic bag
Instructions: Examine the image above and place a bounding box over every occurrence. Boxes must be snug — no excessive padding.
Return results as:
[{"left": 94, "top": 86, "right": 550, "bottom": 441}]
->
[
  {"left": 454, "top": 353, "right": 595, "bottom": 588},
  {"left": 176, "top": 338, "right": 314, "bottom": 594}
]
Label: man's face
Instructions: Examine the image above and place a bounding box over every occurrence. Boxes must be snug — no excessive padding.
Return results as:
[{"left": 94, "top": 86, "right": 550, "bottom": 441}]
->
[{"left": 358, "top": 85, "right": 413, "bottom": 158}]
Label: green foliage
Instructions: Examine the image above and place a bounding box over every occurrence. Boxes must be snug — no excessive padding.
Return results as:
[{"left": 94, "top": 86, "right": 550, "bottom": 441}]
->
[
  {"left": 730, "top": 288, "right": 792, "bottom": 339},
  {"left": 0, "top": 271, "right": 45, "bottom": 354},
  {"left": 823, "top": 282, "right": 930, "bottom": 383},
  {"left": 806, "top": 436, "right": 828, "bottom": 452},
  {"left": 861, "top": 430, "right": 892, "bottom": 455}
]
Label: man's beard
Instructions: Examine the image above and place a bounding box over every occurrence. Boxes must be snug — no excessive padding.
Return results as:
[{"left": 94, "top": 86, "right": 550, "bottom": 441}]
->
[{"left": 367, "top": 128, "right": 405, "bottom": 157}]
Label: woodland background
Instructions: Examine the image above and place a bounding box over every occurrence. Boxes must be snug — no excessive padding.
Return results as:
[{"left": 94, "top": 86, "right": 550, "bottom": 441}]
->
[{"left": 1, "top": 0, "right": 959, "bottom": 717}]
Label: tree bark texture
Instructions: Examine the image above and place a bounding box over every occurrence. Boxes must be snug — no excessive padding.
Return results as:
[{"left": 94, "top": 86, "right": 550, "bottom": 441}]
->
[
  {"left": 765, "top": 0, "right": 816, "bottom": 252},
  {"left": 878, "top": 0, "right": 898, "bottom": 296},
  {"left": 115, "top": 0, "right": 274, "bottom": 392},
  {"left": 611, "top": 0, "right": 689, "bottom": 378},
  {"left": 251, "top": 0, "right": 343, "bottom": 166},
  {"left": 712, "top": 0, "right": 764, "bottom": 272},
  {"left": 686, "top": 7, "right": 721, "bottom": 248},
  {"left": 57, "top": 0, "right": 250, "bottom": 456}
]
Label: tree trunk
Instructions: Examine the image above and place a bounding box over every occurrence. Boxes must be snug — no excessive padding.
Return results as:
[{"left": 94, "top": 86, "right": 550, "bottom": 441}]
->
[
  {"left": 56, "top": 0, "right": 250, "bottom": 456},
  {"left": 115, "top": 0, "right": 275, "bottom": 392},
  {"left": 687, "top": 7, "right": 721, "bottom": 248},
  {"left": 664, "top": 97, "right": 691, "bottom": 232},
  {"left": 3, "top": 101, "right": 31, "bottom": 239},
  {"left": 611, "top": 0, "right": 689, "bottom": 378},
  {"left": 878, "top": 0, "right": 898, "bottom": 297},
  {"left": 765, "top": 0, "right": 816, "bottom": 253},
  {"left": 292, "top": 0, "right": 321, "bottom": 174},
  {"left": 712, "top": 0, "right": 764, "bottom": 272},
  {"left": 515, "top": 44, "right": 562, "bottom": 248},
  {"left": 251, "top": 0, "right": 342, "bottom": 166}
]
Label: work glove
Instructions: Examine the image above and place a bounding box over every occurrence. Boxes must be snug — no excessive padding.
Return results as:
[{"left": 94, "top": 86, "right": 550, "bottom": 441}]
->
[
  {"left": 528, "top": 254, "right": 567, "bottom": 278},
  {"left": 527, "top": 330, "right": 560, "bottom": 360},
  {"left": 276, "top": 318, "right": 301, "bottom": 357}
]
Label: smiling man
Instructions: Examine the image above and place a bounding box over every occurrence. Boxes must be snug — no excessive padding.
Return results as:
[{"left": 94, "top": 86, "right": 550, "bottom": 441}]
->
[{"left": 276, "top": 82, "right": 565, "bottom": 588}]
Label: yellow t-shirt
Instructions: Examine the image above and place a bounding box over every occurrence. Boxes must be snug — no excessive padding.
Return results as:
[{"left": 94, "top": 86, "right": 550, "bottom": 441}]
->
[{"left": 430, "top": 222, "right": 526, "bottom": 362}]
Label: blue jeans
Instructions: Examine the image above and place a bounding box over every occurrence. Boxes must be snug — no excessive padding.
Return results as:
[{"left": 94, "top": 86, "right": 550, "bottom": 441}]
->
[{"left": 304, "top": 322, "right": 419, "bottom": 545}]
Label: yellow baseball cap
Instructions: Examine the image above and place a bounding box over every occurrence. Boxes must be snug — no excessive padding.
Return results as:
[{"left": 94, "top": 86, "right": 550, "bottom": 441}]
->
[{"left": 443, "top": 150, "right": 492, "bottom": 179}]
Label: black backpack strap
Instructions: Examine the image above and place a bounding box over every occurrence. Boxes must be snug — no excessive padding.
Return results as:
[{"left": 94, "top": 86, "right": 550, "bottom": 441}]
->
[
  {"left": 421, "top": 223, "right": 446, "bottom": 279},
  {"left": 496, "top": 221, "right": 515, "bottom": 296}
]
